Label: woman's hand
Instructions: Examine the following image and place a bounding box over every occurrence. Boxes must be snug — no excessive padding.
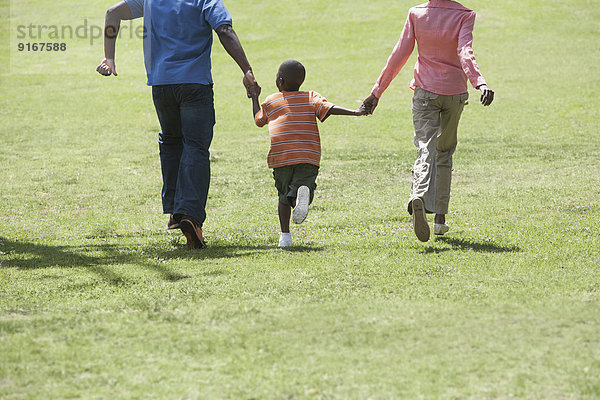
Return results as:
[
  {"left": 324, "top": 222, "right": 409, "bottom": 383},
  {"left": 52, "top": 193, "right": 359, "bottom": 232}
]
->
[
  {"left": 362, "top": 93, "right": 380, "bottom": 115},
  {"left": 478, "top": 84, "right": 494, "bottom": 106}
]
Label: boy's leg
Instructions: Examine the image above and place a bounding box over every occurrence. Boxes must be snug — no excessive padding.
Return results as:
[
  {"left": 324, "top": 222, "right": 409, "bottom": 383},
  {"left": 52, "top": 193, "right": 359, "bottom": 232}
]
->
[
  {"left": 288, "top": 164, "right": 318, "bottom": 224},
  {"left": 292, "top": 186, "right": 311, "bottom": 224},
  {"left": 434, "top": 92, "right": 468, "bottom": 216},
  {"left": 409, "top": 87, "right": 442, "bottom": 213},
  {"left": 172, "top": 84, "right": 215, "bottom": 227},
  {"left": 152, "top": 85, "right": 183, "bottom": 218},
  {"left": 278, "top": 201, "right": 292, "bottom": 233},
  {"left": 273, "top": 166, "right": 294, "bottom": 247}
]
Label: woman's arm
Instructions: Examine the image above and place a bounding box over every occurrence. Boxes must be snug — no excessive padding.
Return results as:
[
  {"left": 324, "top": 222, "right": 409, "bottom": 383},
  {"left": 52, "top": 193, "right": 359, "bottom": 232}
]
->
[
  {"left": 363, "top": 12, "right": 415, "bottom": 114},
  {"left": 457, "top": 12, "right": 494, "bottom": 106},
  {"left": 370, "top": 13, "right": 416, "bottom": 99}
]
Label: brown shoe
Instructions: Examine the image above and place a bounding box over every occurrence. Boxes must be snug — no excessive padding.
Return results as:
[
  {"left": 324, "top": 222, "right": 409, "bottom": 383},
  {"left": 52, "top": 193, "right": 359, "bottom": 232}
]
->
[
  {"left": 167, "top": 215, "right": 180, "bottom": 230},
  {"left": 411, "top": 198, "right": 430, "bottom": 242},
  {"left": 179, "top": 216, "right": 206, "bottom": 249}
]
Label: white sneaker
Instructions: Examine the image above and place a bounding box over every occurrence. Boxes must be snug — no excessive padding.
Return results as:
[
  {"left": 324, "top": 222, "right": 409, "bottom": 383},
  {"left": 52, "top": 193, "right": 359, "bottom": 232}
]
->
[
  {"left": 278, "top": 232, "right": 293, "bottom": 248},
  {"left": 411, "top": 198, "right": 430, "bottom": 242},
  {"left": 292, "top": 186, "right": 310, "bottom": 224},
  {"left": 434, "top": 223, "right": 450, "bottom": 236}
]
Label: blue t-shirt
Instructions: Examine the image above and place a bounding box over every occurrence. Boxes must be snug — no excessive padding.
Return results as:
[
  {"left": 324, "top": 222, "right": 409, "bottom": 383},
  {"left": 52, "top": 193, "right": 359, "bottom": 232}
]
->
[{"left": 124, "top": 0, "right": 233, "bottom": 86}]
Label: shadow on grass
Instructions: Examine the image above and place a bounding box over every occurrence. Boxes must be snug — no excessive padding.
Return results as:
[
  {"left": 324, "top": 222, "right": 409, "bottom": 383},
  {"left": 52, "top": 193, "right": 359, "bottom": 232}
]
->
[
  {"left": 278, "top": 245, "right": 326, "bottom": 253},
  {"left": 422, "top": 236, "right": 521, "bottom": 254},
  {"left": 0, "top": 236, "right": 311, "bottom": 285}
]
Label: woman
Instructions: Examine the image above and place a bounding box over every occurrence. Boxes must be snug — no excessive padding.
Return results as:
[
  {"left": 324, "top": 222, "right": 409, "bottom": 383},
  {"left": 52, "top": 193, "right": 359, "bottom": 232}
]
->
[{"left": 363, "top": 0, "right": 494, "bottom": 243}]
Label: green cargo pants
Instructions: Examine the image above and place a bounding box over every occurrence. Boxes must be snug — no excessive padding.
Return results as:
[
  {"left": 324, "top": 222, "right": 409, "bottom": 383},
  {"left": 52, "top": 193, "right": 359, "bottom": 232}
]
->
[{"left": 409, "top": 87, "right": 469, "bottom": 215}]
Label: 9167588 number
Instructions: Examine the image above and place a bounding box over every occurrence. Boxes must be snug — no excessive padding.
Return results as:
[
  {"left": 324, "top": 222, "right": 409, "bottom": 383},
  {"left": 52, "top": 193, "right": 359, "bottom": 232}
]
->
[{"left": 18, "top": 43, "right": 67, "bottom": 52}]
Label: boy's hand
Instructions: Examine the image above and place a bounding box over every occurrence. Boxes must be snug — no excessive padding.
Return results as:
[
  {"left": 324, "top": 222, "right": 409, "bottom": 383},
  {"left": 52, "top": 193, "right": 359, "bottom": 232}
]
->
[
  {"left": 96, "top": 58, "right": 117, "bottom": 76},
  {"left": 243, "top": 70, "right": 260, "bottom": 98},
  {"left": 478, "top": 84, "right": 494, "bottom": 106}
]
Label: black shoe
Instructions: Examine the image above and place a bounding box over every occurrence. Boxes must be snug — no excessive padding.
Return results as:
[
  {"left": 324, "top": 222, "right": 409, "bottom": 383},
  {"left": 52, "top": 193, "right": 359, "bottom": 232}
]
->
[{"left": 167, "top": 214, "right": 180, "bottom": 230}]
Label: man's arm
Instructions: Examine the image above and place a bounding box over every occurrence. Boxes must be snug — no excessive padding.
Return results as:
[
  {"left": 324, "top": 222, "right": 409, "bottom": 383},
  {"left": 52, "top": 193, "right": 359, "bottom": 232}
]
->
[
  {"left": 215, "top": 24, "right": 260, "bottom": 98},
  {"left": 96, "top": 1, "right": 134, "bottom": 76}
]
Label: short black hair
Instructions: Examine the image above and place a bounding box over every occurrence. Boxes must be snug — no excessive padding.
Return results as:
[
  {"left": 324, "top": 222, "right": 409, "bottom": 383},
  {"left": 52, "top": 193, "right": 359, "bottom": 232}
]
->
[{"left": 278, "top": 60, "right": 306, "bottom": 90}]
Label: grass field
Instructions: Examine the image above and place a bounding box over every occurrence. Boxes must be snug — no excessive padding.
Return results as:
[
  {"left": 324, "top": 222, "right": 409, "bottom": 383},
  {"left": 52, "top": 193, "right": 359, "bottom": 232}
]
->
[{"left": 1, "top": 0, "right": 600, "bottom": 398}]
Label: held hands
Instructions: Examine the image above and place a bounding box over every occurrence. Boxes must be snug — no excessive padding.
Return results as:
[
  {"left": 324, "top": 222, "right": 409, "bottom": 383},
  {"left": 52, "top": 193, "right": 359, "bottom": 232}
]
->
[
  {"left": 243, "top": 70, "right": 261, "bottom": 99},
  {"left": 96, "top": 58, "right": 117, "bottom": 76},
  {"left": 356, "top": 104, "right": 369, "bottom": 116},
  {"left": 362, "top": 93, "right": 379, "bottom": 115},
  {"left": 478, "top": 84, "right": 494, "bottom": 106}
]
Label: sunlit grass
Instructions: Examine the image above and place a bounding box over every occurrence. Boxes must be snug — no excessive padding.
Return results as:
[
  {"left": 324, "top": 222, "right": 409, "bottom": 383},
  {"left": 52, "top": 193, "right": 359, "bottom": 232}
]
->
[{"left": 1, "top": 0, "right": 599, "bottom": 398}]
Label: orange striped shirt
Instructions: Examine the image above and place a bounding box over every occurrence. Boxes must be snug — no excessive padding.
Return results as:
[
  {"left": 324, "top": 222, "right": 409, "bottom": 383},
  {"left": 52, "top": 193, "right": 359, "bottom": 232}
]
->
[{"left": 255, "top": 91, "right": 334, "bottom": 169}]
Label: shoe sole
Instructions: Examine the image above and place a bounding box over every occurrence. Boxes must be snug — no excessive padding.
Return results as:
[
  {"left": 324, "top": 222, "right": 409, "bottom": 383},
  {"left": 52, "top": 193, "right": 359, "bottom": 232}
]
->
[
  {"left": 179, "top": 219, "right": 206, "bottom": 249},
  {"left": 292, "top": 186, "right": 310, "bottom": 224},
  {"left": 411, "top": 198, "right": 430, "bottom": 242}
]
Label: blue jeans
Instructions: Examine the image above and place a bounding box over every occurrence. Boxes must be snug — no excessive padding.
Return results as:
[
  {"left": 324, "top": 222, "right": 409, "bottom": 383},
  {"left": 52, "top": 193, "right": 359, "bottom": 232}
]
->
[{"left": 152, "top": 84, "right": 215, "bottom": 226}]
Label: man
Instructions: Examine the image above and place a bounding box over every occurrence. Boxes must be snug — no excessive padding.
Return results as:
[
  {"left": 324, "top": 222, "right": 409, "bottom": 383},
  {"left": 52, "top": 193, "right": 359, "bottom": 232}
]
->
[
  {"left": 97, "top": 0, "right": 260, "bottom": 249},
  {"left": 363, "top": 0, "right": 494, "bottom": 242}
]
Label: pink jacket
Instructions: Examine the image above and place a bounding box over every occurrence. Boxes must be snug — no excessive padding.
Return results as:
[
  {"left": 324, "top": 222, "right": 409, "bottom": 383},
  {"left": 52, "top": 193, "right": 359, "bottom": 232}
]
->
[{"left": 372, "top": 0, "right": 487, "bottom": 97}]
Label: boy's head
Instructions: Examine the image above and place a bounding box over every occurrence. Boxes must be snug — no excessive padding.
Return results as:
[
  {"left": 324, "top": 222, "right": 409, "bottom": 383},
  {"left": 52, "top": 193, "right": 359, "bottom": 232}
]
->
[{"left": 276, "top": 60, "right": 306, "bottom": 92}]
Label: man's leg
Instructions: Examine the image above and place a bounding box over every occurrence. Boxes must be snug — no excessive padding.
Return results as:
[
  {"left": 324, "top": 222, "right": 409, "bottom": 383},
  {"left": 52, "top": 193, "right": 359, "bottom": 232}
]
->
[
  {"left": 152, "top": 85, "right": 183, "bottom": 217},
  {"left": 172, "top": 84, "right": 215, "bottom": 227},
  {"left": 434, "top": 92, "right": 468, "bottom": 220}
]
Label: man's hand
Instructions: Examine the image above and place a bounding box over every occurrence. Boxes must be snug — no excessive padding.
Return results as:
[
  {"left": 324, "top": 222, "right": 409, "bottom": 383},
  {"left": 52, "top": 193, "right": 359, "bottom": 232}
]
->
[
  {"left": 243, "top": 70, "right": 260, "bottom": 98},
  {"left": 362, "top": 93, "right": 380, "bottom": 115},
  {"left": 96, "top": 58, "right": 117, "bottom": 76},
  {"left": 478, "top": 84, "right": 494, "bottom": 106}
]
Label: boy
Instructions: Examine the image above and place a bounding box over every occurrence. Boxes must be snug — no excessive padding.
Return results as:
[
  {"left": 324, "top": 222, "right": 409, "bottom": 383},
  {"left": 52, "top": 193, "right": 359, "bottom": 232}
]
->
[{"left": 252, "top": 60, "right": 366, "bottom": 248}]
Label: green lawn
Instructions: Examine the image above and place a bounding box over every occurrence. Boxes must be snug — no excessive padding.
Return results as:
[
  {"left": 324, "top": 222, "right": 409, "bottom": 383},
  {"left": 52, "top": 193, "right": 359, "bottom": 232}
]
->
[{"left": 1, "top": 0, "right": 599, "bottom": 398}]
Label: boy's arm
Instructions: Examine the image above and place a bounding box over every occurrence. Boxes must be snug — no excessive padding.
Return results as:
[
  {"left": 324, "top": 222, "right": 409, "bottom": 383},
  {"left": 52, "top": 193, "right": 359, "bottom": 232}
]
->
[
  {"left": 96, "top": 1, "right": 135, "bottom": 76},
  {"left": 253, "top": 96, "right": 268, "bottom": 127},
  {"left": 322, "top": 104, "right": 367, "bottom": 121},
  {"left": 252, "top": 95, "right": 261, "bottom": 120}
]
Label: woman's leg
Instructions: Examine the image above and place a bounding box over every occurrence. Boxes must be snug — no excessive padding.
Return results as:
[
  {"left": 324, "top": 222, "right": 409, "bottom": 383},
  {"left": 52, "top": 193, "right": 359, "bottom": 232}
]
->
[
  {"left": 410, "top": 88, "right": 442, "bottom": 213},
  {"left": 434, "top": 92, "right": 468, "bottom": 217}
]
